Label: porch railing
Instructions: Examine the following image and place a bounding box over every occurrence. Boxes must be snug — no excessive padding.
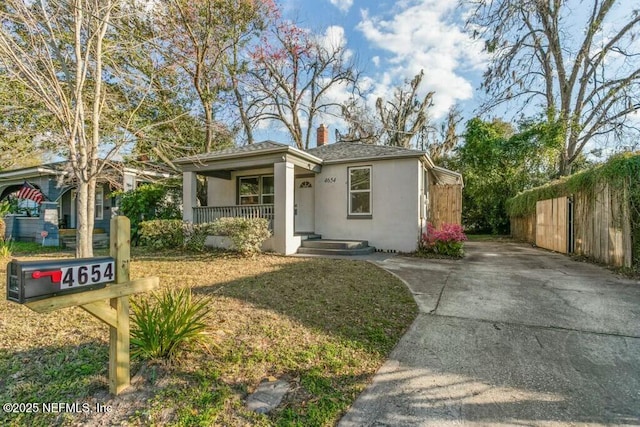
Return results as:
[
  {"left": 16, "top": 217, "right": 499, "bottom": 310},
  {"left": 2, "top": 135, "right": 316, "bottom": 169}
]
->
[{"left": 193, "top": 205, "right": 275, "bottom": 229}]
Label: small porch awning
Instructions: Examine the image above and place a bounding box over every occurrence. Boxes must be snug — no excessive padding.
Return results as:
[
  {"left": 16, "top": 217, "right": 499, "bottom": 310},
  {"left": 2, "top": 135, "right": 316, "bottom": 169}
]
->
[{"left": 174, "top": 141, "right": 323, "bottom": 178}]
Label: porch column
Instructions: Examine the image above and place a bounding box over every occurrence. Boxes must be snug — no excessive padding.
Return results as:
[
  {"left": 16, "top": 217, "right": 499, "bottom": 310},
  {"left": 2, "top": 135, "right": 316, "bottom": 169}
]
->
[
  {"left": 274, "top": 161, "right": 296, "bottom": 254},
  {"left": 183, "top": 171, "right": 198, "bottom": 223}
]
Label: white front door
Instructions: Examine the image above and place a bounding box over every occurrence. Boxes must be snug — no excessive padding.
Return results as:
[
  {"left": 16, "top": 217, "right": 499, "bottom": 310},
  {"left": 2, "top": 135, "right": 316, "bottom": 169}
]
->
[{"left": 294, "top": 177, "right": 315, "bottom": 233}]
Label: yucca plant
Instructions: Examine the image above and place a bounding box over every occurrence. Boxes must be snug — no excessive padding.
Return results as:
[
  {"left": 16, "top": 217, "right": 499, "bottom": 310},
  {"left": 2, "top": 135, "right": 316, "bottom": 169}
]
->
[
  {"left": 0, "top": 200, "right": 11, "bottom": 242},
  {"left": 130, "top": 288, "right": 211, "bottom": 361},
  {"left": 0, "top": 238, "right": 13, "bottom": 259}
]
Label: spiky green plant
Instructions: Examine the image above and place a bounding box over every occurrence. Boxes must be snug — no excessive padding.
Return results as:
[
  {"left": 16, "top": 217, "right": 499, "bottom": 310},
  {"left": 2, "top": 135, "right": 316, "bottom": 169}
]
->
[
  {"left": 130, "top": 288, "right": 211, "bottom": 361},
  {"left": 0, "top": 201, "right": 11, "bottom": 242},
  {"left": 0, "top": 238, "right": 13, "bottom": 259}
]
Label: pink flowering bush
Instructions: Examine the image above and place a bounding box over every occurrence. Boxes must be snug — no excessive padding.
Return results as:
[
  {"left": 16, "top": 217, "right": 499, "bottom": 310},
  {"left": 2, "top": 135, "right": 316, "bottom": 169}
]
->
[{"left": 419, "top": 223, "right": 467, "bottom": 258}]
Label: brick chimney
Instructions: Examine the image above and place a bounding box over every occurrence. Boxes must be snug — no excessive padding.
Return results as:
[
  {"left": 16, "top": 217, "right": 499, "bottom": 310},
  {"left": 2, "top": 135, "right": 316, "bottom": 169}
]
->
[{"left": 316, "top": 124, "right": 329, "bottom": 147}]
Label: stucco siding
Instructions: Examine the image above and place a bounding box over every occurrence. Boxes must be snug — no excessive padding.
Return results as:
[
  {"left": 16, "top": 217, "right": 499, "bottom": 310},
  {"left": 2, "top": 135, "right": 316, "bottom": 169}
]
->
[
  {"left": 314, "top": 158, "right": 421, "bottom": 252},
  {"left": 207, "top": 167, "right": 274, "bottom": 206}
]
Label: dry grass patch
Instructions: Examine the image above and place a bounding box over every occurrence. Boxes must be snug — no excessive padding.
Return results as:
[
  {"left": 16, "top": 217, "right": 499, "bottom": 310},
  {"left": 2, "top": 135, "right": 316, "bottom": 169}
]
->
[{"left": 0, "top": 249, "right": 417, "bottom": 426}]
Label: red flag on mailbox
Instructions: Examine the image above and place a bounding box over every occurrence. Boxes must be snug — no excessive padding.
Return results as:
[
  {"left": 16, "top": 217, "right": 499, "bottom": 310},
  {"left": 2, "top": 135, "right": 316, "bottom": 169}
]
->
[{"left": 17, "top": 181, "right": 44, "bottom": 204}]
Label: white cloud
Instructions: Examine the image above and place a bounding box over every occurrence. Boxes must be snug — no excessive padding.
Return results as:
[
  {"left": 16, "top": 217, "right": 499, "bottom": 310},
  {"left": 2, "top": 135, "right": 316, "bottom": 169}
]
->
[
  {"left": 328, "top": 0, "right": 353, "bottom": 13},
  {"left": 372, "top": 56, "right": 380, "bottom": 67},
  {"left": 356, "top": 0, "right": 487, "bottom": 118},
  {"left": 319, "top": 25, "right": 347, "bottom": 51}
]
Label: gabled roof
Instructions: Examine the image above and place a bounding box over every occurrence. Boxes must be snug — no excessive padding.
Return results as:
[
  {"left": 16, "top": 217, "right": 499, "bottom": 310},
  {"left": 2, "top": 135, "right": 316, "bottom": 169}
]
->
[
  {"left": 174, "top": 140, "right": 323, "bottom": 165},
  {"left": 306, "top": 141, "right": 431, "bottom": 165},
  {"left": 174, "top": 141, "right": 287, "bottom": 163},
  {"left": 0, "top": 160, "right": 173, "bottom": 183},
  {"left": 0, "top": 162, "right": 68, "bottom": 181},
  {"left": 173, "top": 140, "right": 463, "bottom": 186}
]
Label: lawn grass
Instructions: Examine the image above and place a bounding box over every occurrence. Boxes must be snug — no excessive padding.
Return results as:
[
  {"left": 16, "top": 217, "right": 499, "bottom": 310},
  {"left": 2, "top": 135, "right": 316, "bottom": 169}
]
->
[
  {"left": 0, "top": 249, "right": 417, "bottom": 426},
  {"left": 6, "top": 240, "right": 71, "bottom": 256}
]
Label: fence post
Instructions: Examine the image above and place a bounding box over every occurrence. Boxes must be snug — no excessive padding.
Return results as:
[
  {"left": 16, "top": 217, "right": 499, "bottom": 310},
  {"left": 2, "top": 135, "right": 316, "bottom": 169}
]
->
[{"left": 109, "top": 216, "right": 131, "bottom": 394}]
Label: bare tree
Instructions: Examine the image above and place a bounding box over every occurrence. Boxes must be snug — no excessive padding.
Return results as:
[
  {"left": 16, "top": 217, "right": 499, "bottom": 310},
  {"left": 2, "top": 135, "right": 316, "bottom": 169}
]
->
[
  {"left": 221, "top": 0, "right": 277, "bottom": 145},
  {"left": 340, "top": 70, "right": 435, "bottom": 148},
  {"left": 467, "top": 0, "right": 640, "bottom": 175},
  {"left": 339, "top": 96, "right": 379, "bottom": 144},
  {"left": 419, "top": 105, "right": 462, "bottom": 161},
  {"left": 0, "top": 0, "right": 147, "bottom": 256},
  {"left": 147, "top": 0, "right": 272, "bottom": 152},
  {"left": 250, "top": 22, "right": 358, "bottom": 149}
]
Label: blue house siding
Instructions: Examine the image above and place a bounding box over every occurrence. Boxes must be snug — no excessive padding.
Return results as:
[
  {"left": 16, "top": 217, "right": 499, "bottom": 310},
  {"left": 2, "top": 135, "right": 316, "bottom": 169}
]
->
[{"left": 1, "top": 162, "right": 173, "bottom": 244}]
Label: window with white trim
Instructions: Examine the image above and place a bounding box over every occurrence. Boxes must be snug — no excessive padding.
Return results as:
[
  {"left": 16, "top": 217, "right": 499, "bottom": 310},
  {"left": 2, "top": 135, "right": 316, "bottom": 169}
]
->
[
  {"left": 348, "top": 166, "right": 371, "bottom": 216},
  {"left": 95, "top": 186, "right": 104, "bottom": 220}
]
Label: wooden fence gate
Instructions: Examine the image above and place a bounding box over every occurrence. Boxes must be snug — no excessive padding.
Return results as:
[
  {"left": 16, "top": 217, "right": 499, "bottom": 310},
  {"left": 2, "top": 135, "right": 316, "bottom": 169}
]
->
[{"left": 535, "top": 197, "right": 571, "bottom": 254}]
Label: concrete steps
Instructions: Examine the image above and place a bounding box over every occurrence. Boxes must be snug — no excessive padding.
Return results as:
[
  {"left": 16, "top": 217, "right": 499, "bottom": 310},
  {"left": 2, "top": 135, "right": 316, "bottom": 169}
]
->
[
  {"left": 297, "top": 239, "right": 376, "bottom": 256},
  {"left": 298, "top": 233, "right": 322, "bottom": 241},
  {"left": 60, "top": 233, "right": 109, "bottom": 249}
]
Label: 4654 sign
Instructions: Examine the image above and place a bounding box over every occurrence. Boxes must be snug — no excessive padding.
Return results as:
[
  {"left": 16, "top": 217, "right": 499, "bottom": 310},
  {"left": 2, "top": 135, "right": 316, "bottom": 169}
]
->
[
  {"left": 59, "top": 260, "right": 114, "bottom": 289},
  {"left": 7, "top": 257, "right": 116, "bottom": 303}
]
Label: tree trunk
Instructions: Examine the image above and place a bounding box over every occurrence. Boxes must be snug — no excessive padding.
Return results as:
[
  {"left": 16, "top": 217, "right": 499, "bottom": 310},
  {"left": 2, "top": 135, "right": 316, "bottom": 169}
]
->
[
  {"left": 204, "top": 102, "right": 214, "bottom": 152},
  {"left": 75, "top": 178, "right": 98, "bottom": 258},
  {"left": 75, "top": 181, "right": 91, "bottom": 257},
  {"left": 234, "top": 86, "right": 253, "bottom": 144}
]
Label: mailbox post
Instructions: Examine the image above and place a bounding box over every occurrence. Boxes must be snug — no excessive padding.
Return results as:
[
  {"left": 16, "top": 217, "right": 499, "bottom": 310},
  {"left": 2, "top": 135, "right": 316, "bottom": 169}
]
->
[{"left": 6, "top": 216, "right": 158, "bottom": 395}]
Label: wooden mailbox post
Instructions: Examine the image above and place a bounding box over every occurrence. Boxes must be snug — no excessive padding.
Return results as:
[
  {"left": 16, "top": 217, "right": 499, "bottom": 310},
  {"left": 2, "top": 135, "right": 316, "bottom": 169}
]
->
[{"left": 8, "top": 216, "right": 158, "bottom": 395}]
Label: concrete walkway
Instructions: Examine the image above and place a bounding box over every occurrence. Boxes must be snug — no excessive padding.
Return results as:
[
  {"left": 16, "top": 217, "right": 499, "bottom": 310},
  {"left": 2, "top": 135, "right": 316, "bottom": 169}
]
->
[{"left": 339, "top": 241, "right": 640, "bottom": 426}]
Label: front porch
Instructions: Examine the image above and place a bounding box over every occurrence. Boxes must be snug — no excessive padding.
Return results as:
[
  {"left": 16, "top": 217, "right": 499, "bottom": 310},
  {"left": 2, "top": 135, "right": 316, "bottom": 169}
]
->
[
  {"left": 193, "top": 205, "right": 275, "bottom": 228},
  {"left": 176, "top": 142, "right": 323, "bottom": 255}
]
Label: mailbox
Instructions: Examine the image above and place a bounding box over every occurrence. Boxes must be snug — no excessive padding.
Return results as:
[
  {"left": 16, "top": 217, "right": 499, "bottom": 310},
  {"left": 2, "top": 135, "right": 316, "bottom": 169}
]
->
[{"left": 6, "top": 257, "right": 115, "bottom": 304}]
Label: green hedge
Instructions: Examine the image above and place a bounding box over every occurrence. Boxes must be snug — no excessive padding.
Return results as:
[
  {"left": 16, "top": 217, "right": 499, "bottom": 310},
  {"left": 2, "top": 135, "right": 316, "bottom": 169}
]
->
[
  {"left": 507, "top": 152, "right": 640, "bottom": 269},
  {"left": 506, "top": 152, "right": 640, "bottom": 218}
]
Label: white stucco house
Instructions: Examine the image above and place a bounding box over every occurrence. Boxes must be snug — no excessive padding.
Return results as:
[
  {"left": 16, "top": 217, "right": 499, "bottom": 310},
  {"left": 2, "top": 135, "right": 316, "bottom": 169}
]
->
[{"left": 175, "top": 126, "right": 462, "bottom": 255}]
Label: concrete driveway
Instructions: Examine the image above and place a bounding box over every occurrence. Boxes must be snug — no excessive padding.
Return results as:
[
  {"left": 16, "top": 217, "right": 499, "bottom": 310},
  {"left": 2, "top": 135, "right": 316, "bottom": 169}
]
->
[{"left": 339, "top": 241, "right": 640, "bottom": 426}]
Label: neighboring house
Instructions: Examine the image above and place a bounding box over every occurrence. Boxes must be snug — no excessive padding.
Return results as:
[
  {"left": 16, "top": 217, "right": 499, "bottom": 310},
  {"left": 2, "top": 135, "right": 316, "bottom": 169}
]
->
[
  {"left": 0, "top": 161, "right": 172, "bottom": 245},
  {"left": 176, "top": 126, "right": 463, "bottom": 255}
]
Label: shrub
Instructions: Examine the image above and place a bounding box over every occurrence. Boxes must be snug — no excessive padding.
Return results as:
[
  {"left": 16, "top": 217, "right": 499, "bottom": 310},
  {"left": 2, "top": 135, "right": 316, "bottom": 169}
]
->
[
  {"left": 184, "top": 222, "right": 217, "bottom": 252},
  {"left": 139, "top": 219, "right": 185, "bottom": 250},
  {"left": 209, "top": 217, "right": 271, "bottom": 256},
  {"left": 130, "top": 288, "right": 211, "bottom": 361},
  {"left": 419, "top": 223, "right": 467, "bottom": 258},
  {"left": 138, "top": 217, "right": 271, "bottom": 255},
  {"left": 112, "top": 183, "right": 182, "bottom": 243}
]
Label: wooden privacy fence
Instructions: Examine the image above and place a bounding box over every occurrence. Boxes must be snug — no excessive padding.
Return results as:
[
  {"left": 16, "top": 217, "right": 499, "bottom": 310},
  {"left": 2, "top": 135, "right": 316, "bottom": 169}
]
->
[
  {"left": 429, "top": 184, "right": 462, "bottom": 229},
  {"left": 536, "top": 197, "right": 569, "bottom": 253},
  {"left": 573, "top": 183, "right": 631, "bottom": 267},
  {"left": 511, "top": 182, "right": 632, "bottom": 267},
  {"left": 511, "top": 214, "right": 535, "bottom": 243}
]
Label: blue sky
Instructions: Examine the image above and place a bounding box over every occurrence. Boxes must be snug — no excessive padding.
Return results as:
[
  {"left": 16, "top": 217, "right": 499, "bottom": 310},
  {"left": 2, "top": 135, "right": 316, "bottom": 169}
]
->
[{"left": 257, "top": 0, "right": 488, "bottom": 143}]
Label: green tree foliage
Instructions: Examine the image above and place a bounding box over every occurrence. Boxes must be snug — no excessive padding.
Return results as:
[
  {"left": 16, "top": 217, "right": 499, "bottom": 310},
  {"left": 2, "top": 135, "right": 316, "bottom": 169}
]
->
[
  {"left": 457, "top": 118, "right": 561, "bottom": 234},
  {"left": 0, "top": 75, "right": 54, "bottom": 169},
  {"left": 113, "top": 183, "right": 182, "bottom": 243}
]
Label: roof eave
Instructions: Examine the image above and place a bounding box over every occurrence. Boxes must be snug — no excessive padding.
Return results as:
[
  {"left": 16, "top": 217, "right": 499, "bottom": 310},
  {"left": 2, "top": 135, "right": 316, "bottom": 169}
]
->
[
  {"left": 322, "top": 152, "right": 425, "bottom": 164},
  {"left": 432, "top": 165, "right": 464, "bottom": 187},
  {"left": 175, "top": 145, "right": 323, "bottom": 168},
  {"left": 0, "top": 166, "right": 67, "bottom": 181}
]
